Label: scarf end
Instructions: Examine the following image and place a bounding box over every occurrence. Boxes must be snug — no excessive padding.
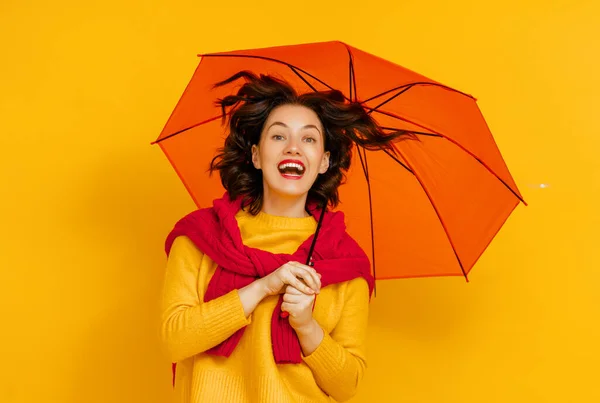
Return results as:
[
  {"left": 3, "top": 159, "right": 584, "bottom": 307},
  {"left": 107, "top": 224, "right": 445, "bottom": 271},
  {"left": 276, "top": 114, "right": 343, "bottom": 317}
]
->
[{"left": 272, "top": 300, "right": 304, "bottom": 364}]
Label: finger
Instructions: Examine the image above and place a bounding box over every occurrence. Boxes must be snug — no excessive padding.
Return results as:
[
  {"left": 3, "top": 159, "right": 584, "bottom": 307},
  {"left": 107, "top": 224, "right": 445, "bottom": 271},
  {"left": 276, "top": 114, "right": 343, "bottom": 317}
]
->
[
  {"left": 294, "top": 261, "right": 322, "bottom": 290},
  {"left": 283, "top": 291, "right": 304, "bottom": 303},
  {"left": 289, "top": 263, "right": 321, "bottom": 293},
  {"left": 284, "top": 285, "right": 303, "bottom": 295},
  {"left": 283, "top": 265, "right": 315, "bottom": 294},
  {"left": 281, "top": 302, "right": 296, "bottom": 317},
  {"left": 290, "top": 260, "right": 318, "bottom": 276},
  {"left": 286, "top": 270, "right": 315, "bottom": 295},
  {"left": 294, "top": 269, "right": 319, "bottom": 293}
]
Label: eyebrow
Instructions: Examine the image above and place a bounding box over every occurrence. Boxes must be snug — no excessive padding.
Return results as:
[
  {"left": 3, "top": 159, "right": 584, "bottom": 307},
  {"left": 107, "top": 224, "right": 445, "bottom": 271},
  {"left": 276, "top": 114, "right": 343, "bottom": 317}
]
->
[{"left": 267, "top": 121, "right": 321, "bottom": 134}]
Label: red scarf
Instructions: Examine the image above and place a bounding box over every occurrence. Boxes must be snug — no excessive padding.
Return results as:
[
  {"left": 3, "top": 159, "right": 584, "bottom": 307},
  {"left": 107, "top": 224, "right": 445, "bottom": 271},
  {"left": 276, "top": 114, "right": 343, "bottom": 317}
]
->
[{"left": 164, "top": 193, "right": 374, "bottom": 364}]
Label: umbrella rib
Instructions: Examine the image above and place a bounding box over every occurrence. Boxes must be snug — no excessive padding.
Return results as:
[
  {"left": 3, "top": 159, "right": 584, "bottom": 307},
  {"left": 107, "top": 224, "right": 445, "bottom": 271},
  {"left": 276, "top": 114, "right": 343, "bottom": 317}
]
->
[
  {"left": 200, "top": 53, "right": 352, "bottom": 102},
  {"left": 381, "top": 148, "right": 414, "bottom": 174},
  {"left": 151, "top": 114, "right": 225, "bottom": 144},
  {"left": 346, "top": 44, "right": 378, "bottom": 292},
  {"left": 355, "top": 145, "right": 377, "bottom": 293},
  {"left": 367, "top": 108, "right": 526, "bottom": 205},
  {"left": 391, "top": 145, "right": 469, "bottom": 280},
  {"left": 344, "top": 44, "right": 358, "bottom": 102},
  {"left": 367, "top": 85, "right": 413, "bottom": 113},
  {"left": 348, "top": 49, "right": 353, "bottom": 101},
  {"left": 362, "top": 82, "right": 475, "bottom": 104},
  {"left": 380, "top": 126, "right": 442, "bottom": 138},
  {"left": 288, "top": 66, "right": 318, "bottom": 92}
]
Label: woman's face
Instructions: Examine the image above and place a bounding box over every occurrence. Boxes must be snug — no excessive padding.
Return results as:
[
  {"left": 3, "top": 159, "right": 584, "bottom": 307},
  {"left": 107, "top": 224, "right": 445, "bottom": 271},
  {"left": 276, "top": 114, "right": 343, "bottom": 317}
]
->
[{"left": 252, "top": 104, "right": 330, "bottom": 201}]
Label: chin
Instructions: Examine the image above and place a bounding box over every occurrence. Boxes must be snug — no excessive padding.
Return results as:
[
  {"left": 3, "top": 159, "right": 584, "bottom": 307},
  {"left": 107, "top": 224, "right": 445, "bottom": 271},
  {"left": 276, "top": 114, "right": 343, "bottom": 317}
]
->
[
  {"left": 265, "top": 180, "right": 313, "bottom": 199},
  {"left": 273, "top": 186, "right": 310, "bottom": 199}
]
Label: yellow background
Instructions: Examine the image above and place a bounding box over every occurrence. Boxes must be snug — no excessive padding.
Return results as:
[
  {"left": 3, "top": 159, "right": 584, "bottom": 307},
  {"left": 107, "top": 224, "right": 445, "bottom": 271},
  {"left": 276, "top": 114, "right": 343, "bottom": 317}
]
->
[{"left": 1, "top": 0, "right": 598, "bottom": 401}]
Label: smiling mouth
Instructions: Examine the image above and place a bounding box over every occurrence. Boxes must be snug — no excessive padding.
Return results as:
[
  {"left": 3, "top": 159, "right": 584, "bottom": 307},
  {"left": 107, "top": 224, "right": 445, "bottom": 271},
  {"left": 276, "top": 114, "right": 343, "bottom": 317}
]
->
[{"left": 278, "top": 161, "right": 305, "bottom": 179}]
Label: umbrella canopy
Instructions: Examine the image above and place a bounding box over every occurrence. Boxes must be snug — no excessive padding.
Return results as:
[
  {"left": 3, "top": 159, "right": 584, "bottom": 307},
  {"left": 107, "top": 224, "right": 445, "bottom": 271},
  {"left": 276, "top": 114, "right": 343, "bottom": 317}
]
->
[{"left": 153, "top": 40, "right": 525, "bottom": 281}]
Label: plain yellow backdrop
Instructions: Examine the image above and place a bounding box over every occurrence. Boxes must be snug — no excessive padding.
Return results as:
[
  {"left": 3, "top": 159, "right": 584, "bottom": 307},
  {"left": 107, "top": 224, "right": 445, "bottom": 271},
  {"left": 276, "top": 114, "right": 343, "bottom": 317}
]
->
[{"left": 1, "top": 0, "right": 598, "bottom": 402}]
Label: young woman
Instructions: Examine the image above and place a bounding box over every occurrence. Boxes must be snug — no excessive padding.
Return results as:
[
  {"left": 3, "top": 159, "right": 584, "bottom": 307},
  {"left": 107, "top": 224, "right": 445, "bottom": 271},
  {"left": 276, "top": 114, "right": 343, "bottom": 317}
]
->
[{"left": 160, "top": 71, "right": 408, "bottom": 402}]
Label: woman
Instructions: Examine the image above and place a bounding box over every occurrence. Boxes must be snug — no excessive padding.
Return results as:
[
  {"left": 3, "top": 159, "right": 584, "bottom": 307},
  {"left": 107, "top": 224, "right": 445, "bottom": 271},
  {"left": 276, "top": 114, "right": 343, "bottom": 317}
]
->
[{"left": 160, "top": 71, "right": 409, "bottom": 402}]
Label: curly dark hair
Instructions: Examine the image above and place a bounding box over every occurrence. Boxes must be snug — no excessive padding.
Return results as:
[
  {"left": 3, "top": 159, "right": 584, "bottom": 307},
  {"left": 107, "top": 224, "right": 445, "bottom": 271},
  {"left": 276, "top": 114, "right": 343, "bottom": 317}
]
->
[{"left": 209, "top": 70, "right": 414, "bottom": 215}]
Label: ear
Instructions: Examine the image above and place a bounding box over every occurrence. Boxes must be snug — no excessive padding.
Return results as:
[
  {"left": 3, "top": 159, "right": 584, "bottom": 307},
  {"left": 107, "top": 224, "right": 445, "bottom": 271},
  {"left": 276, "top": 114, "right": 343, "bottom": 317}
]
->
[
  {"left": 319, "top": 151, "right": 330, "bottom": 174},
  {"left": 251, "top": 145, "right": 261, "bottom": 169}
]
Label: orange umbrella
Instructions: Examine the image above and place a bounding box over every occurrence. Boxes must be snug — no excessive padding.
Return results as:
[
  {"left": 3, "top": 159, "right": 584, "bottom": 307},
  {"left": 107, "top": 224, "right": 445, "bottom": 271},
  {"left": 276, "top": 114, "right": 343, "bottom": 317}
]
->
[{"left": 152, "top": 40, "right": 525, "bottom": 282}]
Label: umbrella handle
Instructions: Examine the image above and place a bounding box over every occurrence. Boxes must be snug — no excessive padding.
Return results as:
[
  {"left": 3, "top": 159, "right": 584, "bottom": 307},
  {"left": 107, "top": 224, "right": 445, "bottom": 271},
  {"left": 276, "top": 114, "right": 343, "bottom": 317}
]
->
[
  {"left": 280, "top": 257, "right": 318, "bottom": 319},
  {"left": 280, "top": 200, "right": 326, "bottom": 320}
]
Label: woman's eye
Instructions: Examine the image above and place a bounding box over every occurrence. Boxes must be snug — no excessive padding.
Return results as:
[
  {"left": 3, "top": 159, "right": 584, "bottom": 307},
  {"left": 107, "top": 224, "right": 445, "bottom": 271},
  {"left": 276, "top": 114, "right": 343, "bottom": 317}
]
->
[
  {"left": 272, "top": 134, "right": 284, "bottom": 140},
  {"left": 304, "top": 137, "right": 316, "bottom": 143}
]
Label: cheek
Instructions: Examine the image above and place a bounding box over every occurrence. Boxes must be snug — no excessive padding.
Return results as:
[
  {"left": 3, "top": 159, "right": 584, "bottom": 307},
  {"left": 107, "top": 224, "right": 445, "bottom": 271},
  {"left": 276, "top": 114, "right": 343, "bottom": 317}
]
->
[
  {"left": 259, "top": 149, "right": 283, "bottom": 173},
  {"left": 311, "top": 145, "right": 326, "bottom": 162}
]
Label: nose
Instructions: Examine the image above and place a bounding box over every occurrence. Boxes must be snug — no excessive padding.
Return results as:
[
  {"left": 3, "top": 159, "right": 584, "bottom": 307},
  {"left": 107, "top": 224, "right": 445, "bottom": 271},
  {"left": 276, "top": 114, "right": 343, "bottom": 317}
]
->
[{"left": 284, "top": 137, "right": 302, "bottom": 155}]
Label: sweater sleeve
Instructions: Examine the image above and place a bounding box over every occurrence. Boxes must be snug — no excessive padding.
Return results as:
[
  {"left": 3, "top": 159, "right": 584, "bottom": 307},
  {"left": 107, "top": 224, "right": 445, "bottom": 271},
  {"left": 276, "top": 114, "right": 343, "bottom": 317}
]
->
[
  {"left": 302, "top": 277, "right": 370, "bottom": 402},
  {"left": 160, "top": 235, "right": 251, "bottom": 363}
]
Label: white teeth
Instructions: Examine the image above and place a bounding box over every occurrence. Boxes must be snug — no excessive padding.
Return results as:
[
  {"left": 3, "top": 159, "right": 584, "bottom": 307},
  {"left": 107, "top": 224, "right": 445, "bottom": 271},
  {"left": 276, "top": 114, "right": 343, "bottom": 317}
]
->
[{"left": 278, "top": 162, "right": 305, "bottom": 172}]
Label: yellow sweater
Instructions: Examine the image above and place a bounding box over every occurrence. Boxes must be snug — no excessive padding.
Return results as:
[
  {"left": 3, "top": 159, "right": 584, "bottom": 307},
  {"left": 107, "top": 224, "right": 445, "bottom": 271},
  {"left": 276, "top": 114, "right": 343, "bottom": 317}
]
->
[{"left": 160, "top": 209, "right": 370, "bottom": 402}]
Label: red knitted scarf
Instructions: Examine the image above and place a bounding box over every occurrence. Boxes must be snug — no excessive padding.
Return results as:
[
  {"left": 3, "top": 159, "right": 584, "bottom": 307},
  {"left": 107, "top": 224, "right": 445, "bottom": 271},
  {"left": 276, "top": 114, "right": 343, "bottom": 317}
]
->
[{"left": 164, "top": 193, "right": 374, "bottom": 364}]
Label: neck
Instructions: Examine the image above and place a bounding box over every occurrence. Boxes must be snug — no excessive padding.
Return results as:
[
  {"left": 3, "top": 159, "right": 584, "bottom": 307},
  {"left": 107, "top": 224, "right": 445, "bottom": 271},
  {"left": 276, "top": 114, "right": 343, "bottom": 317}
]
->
[{"left": 261, "top": 189, "right": 309, "bottom": 218}]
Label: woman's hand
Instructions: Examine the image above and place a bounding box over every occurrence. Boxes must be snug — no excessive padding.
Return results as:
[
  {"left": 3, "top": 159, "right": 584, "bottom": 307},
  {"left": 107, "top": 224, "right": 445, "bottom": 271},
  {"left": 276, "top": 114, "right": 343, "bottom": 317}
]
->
[
  {"left": 259, "top": 261, "right": 321, "bottom": 297},
  {"left": 281, "top": 285, "right": 319, "bottom": 332}
]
